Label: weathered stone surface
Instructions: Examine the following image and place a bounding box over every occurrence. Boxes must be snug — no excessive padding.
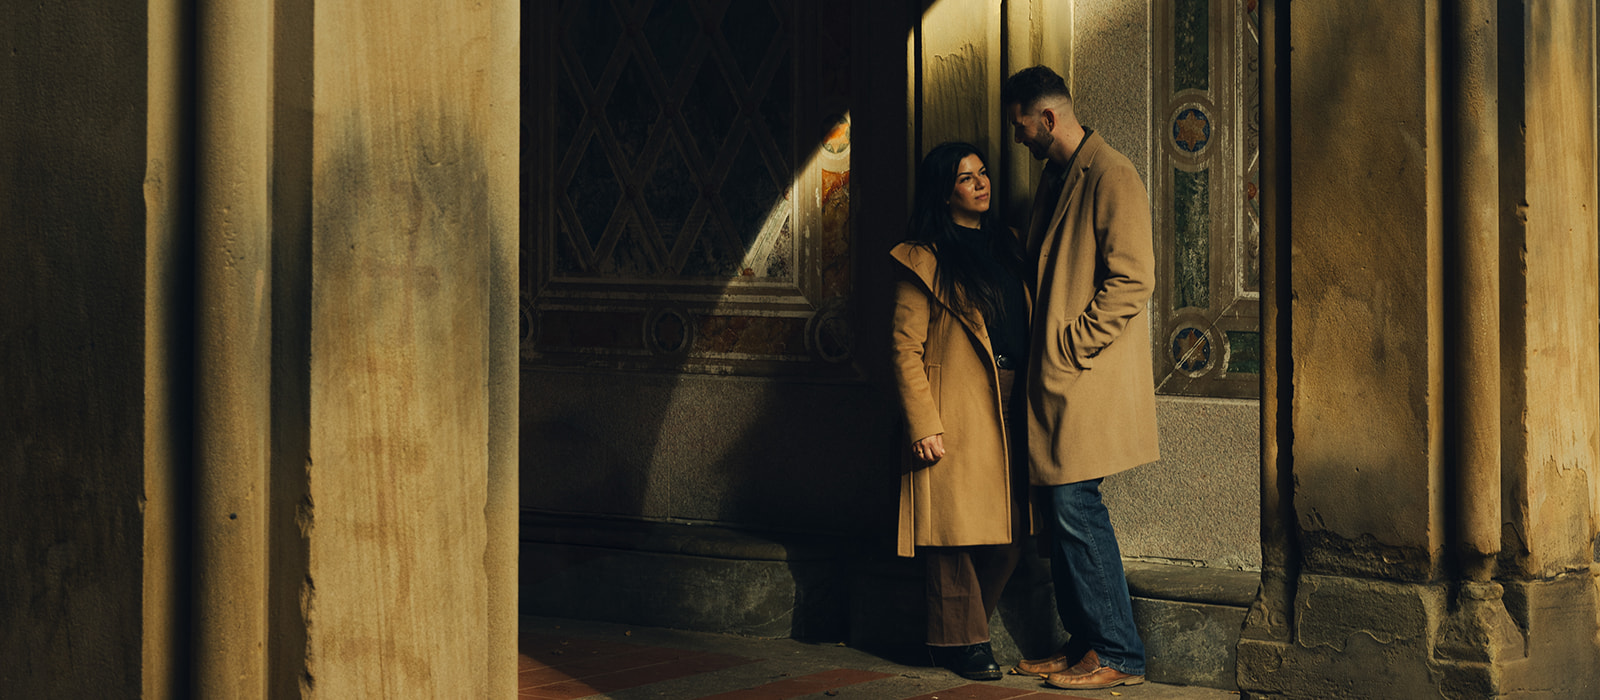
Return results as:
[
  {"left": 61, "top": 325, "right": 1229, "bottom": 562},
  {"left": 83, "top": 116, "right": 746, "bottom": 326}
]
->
[
  {"left": 1243, "top": 3, "right": 1600, "bottom": 697},
  {"left": 1110, "top": 398, "right": 1262, "bottom": 570},
  {"left": 1072, "top": 0, "right": 1152, "bottom": 182},
  {"left": 1500, "top": 0, "right": 1600, "bottom": 581},
  {"left": 1126, "top": 561, "right": 1259, "bottom": 608},
  {"left": 0, "top": 3, "right": 151, "bottom": 696},
  {"left": 1237, "top": 578, "right": 1445, "bottom": 699},
  {"left": 1133, "top": 597, "right": 1245, "bottom": 691},
  {"left": 1498, "top": 573, "right": 1600, "bottom": 696},
  {"left": 521, "top": 368, "right": 895, "bottom": 536},
  {"left": 522, "top": 522, "right": 849, "bottom": 640},
  {"left": 1286, "top": 0, "right": 1442, "bottom": 572},
  {"left": 1236, "top": 573, "right": 1592, "bottom": 699},
  {"left": 919, "top": 0, "right": 1003, "bottom": 161},
  {"left": 301, "top": 1, "right": 509, "bottom": 696}
]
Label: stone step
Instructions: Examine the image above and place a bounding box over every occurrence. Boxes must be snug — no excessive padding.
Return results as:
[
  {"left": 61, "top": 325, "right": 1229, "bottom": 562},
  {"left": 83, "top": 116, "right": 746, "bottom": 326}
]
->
[{"left": 522, "top": 514, "right": 1258, "bottom": 690}]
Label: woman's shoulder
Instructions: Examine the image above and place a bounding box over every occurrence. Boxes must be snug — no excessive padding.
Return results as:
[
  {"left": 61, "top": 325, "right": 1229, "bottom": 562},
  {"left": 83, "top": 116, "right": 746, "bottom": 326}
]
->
[{"left": 891, "top": 240, "right": 937, "bottom": 267}]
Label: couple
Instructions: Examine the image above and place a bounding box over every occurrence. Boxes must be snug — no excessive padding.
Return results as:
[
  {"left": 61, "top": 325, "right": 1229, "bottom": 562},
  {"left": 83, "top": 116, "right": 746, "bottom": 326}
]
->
[{"left": 890, "top": 66, "right": 1158, "bottom": 691}]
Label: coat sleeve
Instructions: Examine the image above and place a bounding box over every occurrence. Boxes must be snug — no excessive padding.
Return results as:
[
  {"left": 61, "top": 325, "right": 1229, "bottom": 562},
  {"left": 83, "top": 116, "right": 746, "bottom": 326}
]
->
[
  {"left": 890, "top": 270, "right": 944, "bottom": 443},
  {"left": 1063, "top": 163, "right": 1155, "bottom": 369}
]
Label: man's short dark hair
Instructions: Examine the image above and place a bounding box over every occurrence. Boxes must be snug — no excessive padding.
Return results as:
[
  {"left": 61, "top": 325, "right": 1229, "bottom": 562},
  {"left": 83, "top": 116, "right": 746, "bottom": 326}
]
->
[{"left": 1001, "top": 66, "right": 1072, "bottom": 112}]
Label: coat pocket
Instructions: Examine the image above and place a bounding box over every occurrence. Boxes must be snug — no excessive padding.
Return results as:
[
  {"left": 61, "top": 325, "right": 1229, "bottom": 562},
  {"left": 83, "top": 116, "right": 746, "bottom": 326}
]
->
[{"left": 1053, "top": 326, "right": 1086, "bottom": 374}]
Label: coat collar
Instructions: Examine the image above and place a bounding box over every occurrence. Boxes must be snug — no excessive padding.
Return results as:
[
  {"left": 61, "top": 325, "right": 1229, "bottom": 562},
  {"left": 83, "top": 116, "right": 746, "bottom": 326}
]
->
[{"left": 890, "top": 241, "right": 991, "bottom": 342}]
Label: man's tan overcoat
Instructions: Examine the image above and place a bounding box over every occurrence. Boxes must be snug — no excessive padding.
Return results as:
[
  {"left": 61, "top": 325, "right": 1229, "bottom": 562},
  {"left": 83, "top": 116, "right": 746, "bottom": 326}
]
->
[
  {"left": 1024, "top": 131, "right": 1161, "bottom": 485},
  {"left": 889, "top": 242, "right": 1026, "bottom": 557}
]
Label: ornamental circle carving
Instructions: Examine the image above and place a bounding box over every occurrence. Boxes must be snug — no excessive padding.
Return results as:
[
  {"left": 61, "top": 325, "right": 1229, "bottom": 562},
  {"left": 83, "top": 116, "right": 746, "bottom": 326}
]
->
[
  {"left": 806, "top": 297, "right": 853, "bottom": 364},
  {"left": 520, "top": 295, "right": 538, "bottom": 347},
  {"left": 645, "top": 307, "right": 692, "bottom": 355},
  {"left": 1168, "top": 324, "right": 1214, "bottom": 377}
]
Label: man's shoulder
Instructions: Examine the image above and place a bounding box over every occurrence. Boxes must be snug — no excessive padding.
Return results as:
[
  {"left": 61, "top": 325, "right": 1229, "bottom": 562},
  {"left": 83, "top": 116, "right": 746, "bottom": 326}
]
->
[{"left": 1080, "top": 132, "right": 1138, "bottom": 177}]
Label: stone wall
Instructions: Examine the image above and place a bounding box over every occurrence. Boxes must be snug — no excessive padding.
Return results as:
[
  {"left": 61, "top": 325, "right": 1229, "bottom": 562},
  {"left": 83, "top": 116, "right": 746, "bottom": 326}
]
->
[{"left": 0, "top": 3, "right": 152, "bottom": 695}]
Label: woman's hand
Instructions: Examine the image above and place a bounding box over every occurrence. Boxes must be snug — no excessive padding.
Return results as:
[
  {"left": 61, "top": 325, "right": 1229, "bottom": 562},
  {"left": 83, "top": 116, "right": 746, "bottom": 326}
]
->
[{"left": 912, "top": 434, "right": 946, "bottom": 464}]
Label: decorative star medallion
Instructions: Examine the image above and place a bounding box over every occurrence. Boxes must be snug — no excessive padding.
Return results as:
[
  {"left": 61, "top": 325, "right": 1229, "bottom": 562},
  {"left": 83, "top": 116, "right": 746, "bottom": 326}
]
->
[
  {"left": 1173, "top": 108, "right": 1211, "bottom": 153},
  {"left": 1172, "top": 326, "right": 1212, "bottom": 373}
]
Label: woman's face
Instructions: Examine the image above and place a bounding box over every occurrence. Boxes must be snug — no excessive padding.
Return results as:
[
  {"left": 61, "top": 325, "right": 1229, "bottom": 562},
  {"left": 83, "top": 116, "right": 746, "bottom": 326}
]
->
[{"left": 947, "top": 153, "right": 990, "bottom": 227}]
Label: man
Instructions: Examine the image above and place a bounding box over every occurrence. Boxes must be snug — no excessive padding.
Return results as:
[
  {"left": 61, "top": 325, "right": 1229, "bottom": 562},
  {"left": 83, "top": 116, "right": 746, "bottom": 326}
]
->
[{"left": 1001, "top": 65, "right": 1160, "bottom": 690}]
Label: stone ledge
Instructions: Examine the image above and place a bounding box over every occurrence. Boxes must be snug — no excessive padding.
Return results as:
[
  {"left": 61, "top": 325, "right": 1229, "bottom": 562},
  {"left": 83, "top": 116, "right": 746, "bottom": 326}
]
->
[
  {"left": 1125, "top": 561, "right": 1260, "bottom": 608},
  {"left": 521, "top": 510, "right": 850, "bottom": 562}
]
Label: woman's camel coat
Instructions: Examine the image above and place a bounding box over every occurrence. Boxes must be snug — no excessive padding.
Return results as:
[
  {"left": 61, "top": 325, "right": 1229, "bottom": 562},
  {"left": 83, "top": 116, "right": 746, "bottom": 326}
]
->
[{"left": 889, "top": 242, "right": 1027, "bottom": 557}]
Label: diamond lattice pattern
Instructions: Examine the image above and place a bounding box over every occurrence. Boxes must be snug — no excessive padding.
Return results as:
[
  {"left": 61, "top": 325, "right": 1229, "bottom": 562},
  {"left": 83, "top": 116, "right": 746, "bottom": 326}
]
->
[{"left": 554, "top": 0, "right": 794, "bottom": 280}]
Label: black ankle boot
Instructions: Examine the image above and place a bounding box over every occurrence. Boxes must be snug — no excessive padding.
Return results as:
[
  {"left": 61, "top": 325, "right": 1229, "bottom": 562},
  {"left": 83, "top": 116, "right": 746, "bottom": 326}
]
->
[{"left": 928, "top": 641, "right": 1002, "bottom": 680}]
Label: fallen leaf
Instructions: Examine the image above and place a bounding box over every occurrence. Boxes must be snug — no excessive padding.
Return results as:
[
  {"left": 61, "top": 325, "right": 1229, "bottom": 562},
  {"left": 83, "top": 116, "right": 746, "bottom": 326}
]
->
[
  {"left": 1111, "top": 693, "right": 1122, "bottom": 697},
  {"left": 624, "top": 631, "right": 632, "bottom": 636}
]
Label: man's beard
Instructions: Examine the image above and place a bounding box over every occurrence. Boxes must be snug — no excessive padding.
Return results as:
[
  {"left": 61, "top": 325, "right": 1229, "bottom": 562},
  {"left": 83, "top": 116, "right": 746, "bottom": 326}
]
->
[{"left": 1028, "top": 131, "right": 1054, "bottom": 160}]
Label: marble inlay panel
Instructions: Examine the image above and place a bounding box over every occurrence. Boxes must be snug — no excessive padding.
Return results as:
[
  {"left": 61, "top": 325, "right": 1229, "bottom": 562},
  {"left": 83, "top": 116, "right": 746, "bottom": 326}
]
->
[
  {"left": 1227, "top": 330, "right": 1262, "bottom": 374},
  {"left": 1174, "top": 168, "right": 1211, "bottom": 310},
  {"left": 1152, "top": 0, "right": 1258, "bottom": 398},
  {"left": 1175, "top": 0, "right": 1210, "bottom": 92}
]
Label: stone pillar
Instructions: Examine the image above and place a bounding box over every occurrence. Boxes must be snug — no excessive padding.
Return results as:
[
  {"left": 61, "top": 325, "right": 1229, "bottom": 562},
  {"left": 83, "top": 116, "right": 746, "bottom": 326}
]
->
[
  {"left": 486, "top": 1, "right": 522, "bottom": 696},
  {"left": 1238, "top": 2, "right": 1600, "bottom": 697},
  {"left": 2, "top": 1, "right": 517, "bottom": 696},
  {"left": 298, "top": 1, "right": 510, "bottom": 696},
  {"left": 193, "top": 0, "right": 273, "bottom": 695},
  {"left": 0, "top": 3, "right": 153, "bottom": 696},
  {"left": 917, "top": 0, "right": 1004, "bottom": 158},
  {"left": 1495, "top": 0, "right": 1600, "bottom": 694}
]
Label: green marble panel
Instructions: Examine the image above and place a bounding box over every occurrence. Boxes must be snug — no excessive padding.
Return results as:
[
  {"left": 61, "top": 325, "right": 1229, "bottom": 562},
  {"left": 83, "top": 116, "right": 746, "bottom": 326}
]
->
[
  {"left": 1175, "top": 0, "right": 1209, "bottom": 92},
  {"left": 1174, "top": 168, "right": 1210, "bottom": 309},
  {"left": 1227, "top": 331, "right": 1261, "bottom": 374}
]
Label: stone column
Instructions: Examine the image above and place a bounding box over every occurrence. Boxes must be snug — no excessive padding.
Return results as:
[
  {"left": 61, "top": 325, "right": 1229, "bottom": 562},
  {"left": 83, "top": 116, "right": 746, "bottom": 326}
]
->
[
  {"left": 1494, "top": 0, "right": 1600, "bottom": 693},
  {"left": 486, "top": 0, "right": 522, "bottom": 695},
  {"left": 193, "top": 0, "right": 274, "bottom": 695},
  {"left": 299, "top": 0, "right": 508, "bottom": 696},
  {"left": 1238, "top": 2, "right": 1600, "bottom": 697},
  {"left": 2, "top": 2, "right": 518, "bottom": 696},
  {"left": 0, "top": 3, "right": 154, "bottom": 696},
  {"left": 918, "top": 0, "right": 1004, "bottom": 158}
]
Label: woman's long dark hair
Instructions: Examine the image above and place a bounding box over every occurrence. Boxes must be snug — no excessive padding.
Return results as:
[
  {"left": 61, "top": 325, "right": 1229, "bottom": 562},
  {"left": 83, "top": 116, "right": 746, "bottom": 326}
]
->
[{"left": 905, "top": 142, "right": 1024, "bottom": 325}]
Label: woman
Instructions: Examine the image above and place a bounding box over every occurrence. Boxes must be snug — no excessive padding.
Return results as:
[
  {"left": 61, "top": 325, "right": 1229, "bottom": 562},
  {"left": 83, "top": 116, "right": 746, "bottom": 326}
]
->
[{"left": 889, "top": 142, "right": 1030, "bottom": 681}]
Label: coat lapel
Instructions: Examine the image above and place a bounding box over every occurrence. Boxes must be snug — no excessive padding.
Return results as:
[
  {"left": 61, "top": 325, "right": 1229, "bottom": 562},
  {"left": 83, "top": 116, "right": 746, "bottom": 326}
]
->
[{"left": 1030, "top": 133, "right": 1101, "bottom": 289}]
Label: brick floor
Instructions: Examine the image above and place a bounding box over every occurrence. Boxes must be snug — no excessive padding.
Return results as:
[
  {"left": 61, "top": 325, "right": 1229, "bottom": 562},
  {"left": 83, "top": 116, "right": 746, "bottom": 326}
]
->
[{"left": 518, "top": 616, "right": 1233, "bottom": 700}]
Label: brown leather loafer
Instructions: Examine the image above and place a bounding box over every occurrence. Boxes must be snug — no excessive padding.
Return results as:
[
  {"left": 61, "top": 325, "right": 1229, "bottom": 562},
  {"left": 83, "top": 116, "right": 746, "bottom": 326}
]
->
[
  {"left": 1011, "top": 649, "right": 1098, "bottom": 678},
  {"left": 1045, "top": 664, "right": 1145, "bottom": 690}
]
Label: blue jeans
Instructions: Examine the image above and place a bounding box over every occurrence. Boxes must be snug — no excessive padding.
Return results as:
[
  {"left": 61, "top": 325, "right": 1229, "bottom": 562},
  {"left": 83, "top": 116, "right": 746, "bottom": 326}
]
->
[{"left": 1045, "top": 478, "right": 1145, "bottom": 675}]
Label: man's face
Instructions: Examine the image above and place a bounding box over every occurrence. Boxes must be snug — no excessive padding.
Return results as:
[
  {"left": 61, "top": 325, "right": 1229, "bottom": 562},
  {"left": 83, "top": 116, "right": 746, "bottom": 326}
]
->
[{"left": 1006, "top": 102, "right": 1054, "bottom": 161}]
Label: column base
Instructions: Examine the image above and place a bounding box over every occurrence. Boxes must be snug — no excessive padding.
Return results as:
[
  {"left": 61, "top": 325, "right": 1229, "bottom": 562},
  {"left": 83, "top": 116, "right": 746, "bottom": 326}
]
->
[{"left": 1237, "top": 570, "right": 1600, "bottom": 699}]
